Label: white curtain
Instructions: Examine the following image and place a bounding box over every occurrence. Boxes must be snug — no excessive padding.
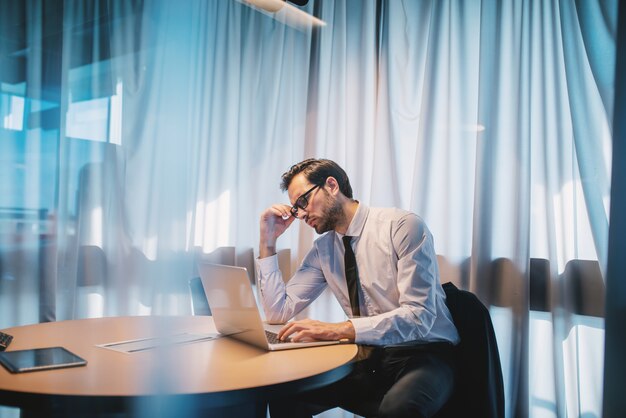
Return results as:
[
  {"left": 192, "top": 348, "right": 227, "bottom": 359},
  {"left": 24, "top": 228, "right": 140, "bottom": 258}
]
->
[{"left": 0, "top": 1, "right": 616, "bottom": 417}]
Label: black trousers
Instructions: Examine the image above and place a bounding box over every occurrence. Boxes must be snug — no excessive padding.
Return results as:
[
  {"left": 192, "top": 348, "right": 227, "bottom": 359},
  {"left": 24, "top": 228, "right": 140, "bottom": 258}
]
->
[{"left": 270, "top": 342, "right": 457, "bottom": 418}]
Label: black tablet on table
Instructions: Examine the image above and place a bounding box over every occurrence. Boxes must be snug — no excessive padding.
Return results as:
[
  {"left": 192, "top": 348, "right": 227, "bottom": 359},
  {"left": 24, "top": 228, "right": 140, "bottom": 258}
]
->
[{"left": 0, "top": 347, "right": 87, "bottom": 373}]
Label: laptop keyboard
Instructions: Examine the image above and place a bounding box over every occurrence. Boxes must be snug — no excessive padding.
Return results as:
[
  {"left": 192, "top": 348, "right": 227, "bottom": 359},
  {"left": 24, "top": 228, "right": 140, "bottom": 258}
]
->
[{"left": 265, "top": 330, "right": 289, "bottom": 344}]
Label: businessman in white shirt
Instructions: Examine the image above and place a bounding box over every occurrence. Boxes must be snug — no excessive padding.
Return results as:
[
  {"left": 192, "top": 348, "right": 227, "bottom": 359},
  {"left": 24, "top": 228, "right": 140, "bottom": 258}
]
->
[{"left": 257, "top": 158, "right": 460, "bottom": 418}]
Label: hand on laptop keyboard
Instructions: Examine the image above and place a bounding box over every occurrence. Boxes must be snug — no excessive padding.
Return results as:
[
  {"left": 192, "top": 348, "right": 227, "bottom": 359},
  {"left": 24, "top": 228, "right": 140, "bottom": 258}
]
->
[{"left": 265, "top": 330, "right": 290, "bottom": 344}]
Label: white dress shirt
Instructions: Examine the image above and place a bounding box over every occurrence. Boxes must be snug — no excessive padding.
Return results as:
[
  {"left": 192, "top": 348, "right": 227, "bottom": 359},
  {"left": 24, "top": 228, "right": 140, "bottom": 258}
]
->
[{"left": 256, "top": 203, "right": 460, "bottom": 346}]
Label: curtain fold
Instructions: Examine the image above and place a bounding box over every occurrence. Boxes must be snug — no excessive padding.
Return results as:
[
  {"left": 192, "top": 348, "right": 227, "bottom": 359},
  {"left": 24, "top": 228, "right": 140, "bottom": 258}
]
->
[{"left": 0, "top": 1, "right": 616, "bottom": 417}]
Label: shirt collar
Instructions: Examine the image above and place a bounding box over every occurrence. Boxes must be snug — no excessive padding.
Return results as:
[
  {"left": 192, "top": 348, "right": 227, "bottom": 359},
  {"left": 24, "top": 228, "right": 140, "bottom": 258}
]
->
[{"left": 344, "top": 202, "right": 368, "bottom": 238}]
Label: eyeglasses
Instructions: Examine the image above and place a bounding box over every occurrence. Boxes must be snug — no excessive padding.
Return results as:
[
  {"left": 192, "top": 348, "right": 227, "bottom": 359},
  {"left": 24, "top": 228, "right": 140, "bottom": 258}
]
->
[{"left": 290, "top": 184, "right": 320, "bottom": 218}]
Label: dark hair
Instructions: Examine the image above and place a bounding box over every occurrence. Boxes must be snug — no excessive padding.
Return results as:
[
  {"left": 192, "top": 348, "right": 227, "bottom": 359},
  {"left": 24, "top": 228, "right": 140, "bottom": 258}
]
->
[{"left": 280, "top": 158, "right": 353, "bottom": 198}]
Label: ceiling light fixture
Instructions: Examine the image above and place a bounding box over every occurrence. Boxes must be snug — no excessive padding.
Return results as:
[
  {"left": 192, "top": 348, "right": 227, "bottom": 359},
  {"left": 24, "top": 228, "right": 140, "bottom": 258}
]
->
[{"left": 236, "top": 0, "right": 326, "bottom": 31}]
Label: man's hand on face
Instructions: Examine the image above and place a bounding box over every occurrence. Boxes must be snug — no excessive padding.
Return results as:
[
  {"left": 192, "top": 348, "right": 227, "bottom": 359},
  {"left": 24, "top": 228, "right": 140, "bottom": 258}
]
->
[
  {"left": 277, "top": 319, "right": 356, "bottom": 343},
  {"left": 259, "top": 204, "right": 296, "bottom": 258}
]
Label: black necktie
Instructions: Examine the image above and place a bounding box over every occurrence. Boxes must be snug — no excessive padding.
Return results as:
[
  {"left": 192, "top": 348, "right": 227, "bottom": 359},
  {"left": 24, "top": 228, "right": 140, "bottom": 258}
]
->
[{"left": 342, "top": 236, "right": 361, "bottom": 317}]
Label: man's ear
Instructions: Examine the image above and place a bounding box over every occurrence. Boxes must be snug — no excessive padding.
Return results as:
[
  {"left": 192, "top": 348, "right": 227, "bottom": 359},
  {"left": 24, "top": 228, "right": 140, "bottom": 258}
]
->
[{"left": 325, "top": 176, "right": 340, "bottom": 196}]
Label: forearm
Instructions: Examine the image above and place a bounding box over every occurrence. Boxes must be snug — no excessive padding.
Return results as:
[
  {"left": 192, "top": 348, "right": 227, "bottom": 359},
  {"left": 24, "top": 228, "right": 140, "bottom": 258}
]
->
[
  {"left": 259, "top": 204, "right": 294, "bottom": 259},
  {"left": 259, "top": 240, "right": 276, "bottom": 259},
  {"left": 279, "top": 319, "right": 356, "bottom": 342},
  {"left": 259, "top": 219, "right": 277, "bottom": 259}
]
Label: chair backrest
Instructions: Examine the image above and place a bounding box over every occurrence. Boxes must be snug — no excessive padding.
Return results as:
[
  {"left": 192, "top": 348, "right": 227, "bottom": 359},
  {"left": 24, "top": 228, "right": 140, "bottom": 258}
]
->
[
  {"left": 530, "top": 258, "right": 550, "bottom": 312},
  {"left": 196, "top": 246, "right": 236, "bottom": 266},
  {"left": 236, "top": 247, "right": 256, "bottom": 284},
  {"left": 77, "top": 245, "right": 107, "bottom": 286},
  {"left": 437, "top": 255, "right": 470, "bottom": 289},
  {"left": 562, "top": 259, "right": 605, "bottom": 317},
  {"left": 440, "top": 282, "right": 505, "bottom": 418},
  {"left": 188, "top": 276, "right": 211, "bottom": 316}
]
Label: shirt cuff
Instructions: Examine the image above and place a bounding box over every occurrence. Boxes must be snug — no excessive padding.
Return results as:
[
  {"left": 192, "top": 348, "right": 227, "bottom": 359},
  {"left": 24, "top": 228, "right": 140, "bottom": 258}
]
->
[
  {"left": 256, "top": 254, "right": 281, "bottom": 275},
  {"left": 349, "top": 317, "right": 377, "bottom": 345}
]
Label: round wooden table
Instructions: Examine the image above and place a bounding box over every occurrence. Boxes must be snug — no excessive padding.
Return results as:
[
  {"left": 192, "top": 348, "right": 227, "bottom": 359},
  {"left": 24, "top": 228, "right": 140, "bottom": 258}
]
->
[{"left": 0, "top": 316, "right": 357, "bottom": 416}]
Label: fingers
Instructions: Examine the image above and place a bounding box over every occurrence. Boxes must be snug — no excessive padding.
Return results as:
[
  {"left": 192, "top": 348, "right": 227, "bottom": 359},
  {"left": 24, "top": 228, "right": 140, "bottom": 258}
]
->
[
  {"left": 260, "top": 205, "right": 296, "bottom": 246},
  {"left": 283, "top": 214, "right": 296, "bottom": 228},
  {"left": 261, "top": 205, "right": 296, "bottom": 231},
  {"left": 278, "top": 319, "right": 326, "bottom": 342},
  {"left": 277, "top": 321, "right": 298, "bottom": 340},
  {"left": 266, "top": 204, "right": 293, "bottom": 220},
  {"left": 278, "top": 320, "right": 354, "bottom": 342}
]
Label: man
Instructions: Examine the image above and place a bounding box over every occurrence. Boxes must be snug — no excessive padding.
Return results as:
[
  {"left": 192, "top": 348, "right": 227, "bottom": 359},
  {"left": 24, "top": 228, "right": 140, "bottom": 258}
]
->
[{"left": 257, "top": 158, "right": 460, "bottom": 418}]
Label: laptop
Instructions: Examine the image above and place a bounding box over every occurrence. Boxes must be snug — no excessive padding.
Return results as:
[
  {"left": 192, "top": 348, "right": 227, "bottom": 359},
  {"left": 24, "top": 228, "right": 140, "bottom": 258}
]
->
[{"left": 198, "top": 262, "right": 342, "bottom": 351}]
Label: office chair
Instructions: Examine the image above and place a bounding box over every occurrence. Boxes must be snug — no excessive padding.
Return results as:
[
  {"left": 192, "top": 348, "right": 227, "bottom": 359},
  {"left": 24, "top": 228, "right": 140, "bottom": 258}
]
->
[
  {"left": 562, "top": 259, "right": 605, "bottom": 317},
  {"left": 188, "top": 276, "right": 211, "bottom": 316},
  {"left": 345, "top": 282, "right": 505, "bottom": 418},
  {"left": 75, "top": 245, "right": 107, "bottom": 318},
  {"left": 437, "top": 282, "right": 505, "bottom": 418},
  {"left": 530, "top": 258, "right": 551, "bottom": 312}
]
